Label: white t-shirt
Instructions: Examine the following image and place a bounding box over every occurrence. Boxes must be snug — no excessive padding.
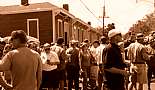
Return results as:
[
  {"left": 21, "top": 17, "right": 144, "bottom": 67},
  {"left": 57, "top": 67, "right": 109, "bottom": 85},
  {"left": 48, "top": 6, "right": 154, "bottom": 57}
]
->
[
  {"left": 98, "top": 44, "right": 107, "bottom": 64},
  {"left": 41, "top": 51, "right": 60, "bottom": 71},
  {"left": 90, "top": 46, "right": 100, "bottom": 65}
]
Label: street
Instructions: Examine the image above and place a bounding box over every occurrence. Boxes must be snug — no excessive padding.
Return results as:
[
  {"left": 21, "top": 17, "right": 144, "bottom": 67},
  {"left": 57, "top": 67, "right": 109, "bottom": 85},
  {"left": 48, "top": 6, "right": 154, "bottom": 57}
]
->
[
  {"left": 144, "top": 80, "right": 155, "bottom": 90},
  {"left": 130, "top": 79, "right": 155, "bottom": 90}
]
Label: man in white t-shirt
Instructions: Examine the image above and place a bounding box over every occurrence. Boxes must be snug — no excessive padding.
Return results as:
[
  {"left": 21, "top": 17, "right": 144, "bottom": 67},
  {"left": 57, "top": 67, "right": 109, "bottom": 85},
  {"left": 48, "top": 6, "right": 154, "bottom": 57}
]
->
[
  {"left": 40, "top": 43, "right": 60, "bottom": 90},
  {"left": 90, "top": 40, "right": 100, "bottom": 90},
  {"left": 50, "top": 37, "right": 67, "bottom": 90},
  {"left": 97, "top": 36, "right": 108, "bottom": 90}
]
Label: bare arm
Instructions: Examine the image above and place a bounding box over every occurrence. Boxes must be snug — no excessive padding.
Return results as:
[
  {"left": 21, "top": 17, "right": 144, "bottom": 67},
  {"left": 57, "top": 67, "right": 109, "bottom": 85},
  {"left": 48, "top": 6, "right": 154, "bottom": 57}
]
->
[
  {"left": 79, "top": 51, "right": 82, "bottom": 69},
  {"left": 47, "top": 60, "right": 60, "bottom": 65},
  {"left": 0, "top": 52, "right": 12, "bottom": 72},
  {"left": 105, "top": 67, "right": 129, "bottom": 77}
]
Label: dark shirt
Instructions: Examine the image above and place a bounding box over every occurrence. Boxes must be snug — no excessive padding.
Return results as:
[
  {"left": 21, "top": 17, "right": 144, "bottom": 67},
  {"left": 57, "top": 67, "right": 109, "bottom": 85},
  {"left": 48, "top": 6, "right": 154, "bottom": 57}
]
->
[
  {"left": 80, "top": 51, "right": 91, "bottom": 67},
  {"left": 104, "top": 43, "right": 126, "bottom": 69},
  {"left": 103, "top": 43, "right": 126, "bottom": 90},
  {"left": 66, "top": 47, "right": 80, "bottom": 71},
  {"left": 68, "top": 48, "right": 80, "bottom": 65}
]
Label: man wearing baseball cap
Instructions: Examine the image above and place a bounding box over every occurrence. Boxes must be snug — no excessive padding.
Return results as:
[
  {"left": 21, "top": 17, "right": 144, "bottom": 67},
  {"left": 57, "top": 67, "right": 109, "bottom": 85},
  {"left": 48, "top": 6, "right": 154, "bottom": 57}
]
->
[{"left": 103, "top": 29, "right": 128, "bottom": 90}]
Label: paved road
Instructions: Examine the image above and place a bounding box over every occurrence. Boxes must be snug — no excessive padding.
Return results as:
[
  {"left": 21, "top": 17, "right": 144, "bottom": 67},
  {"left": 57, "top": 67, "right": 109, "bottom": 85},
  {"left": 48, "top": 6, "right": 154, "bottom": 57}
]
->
[
  {"left": 130, "top": 79, "right": 155, "bottom": 90},
  {"left": 66, "top": 78, "right": 155, "bottom": 90},
  {"left": 147, "top": 83, "right": 155, "bottom": 90},
  {"left": 143, "top": 80, "right": 155, "bottom": 90}
]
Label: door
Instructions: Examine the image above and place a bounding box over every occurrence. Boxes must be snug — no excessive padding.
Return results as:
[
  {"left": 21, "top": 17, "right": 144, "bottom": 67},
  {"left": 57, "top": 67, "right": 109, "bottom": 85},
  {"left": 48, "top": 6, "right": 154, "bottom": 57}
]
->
[{"left": 27, "top": 19, "right": 39, "bottom": 39}]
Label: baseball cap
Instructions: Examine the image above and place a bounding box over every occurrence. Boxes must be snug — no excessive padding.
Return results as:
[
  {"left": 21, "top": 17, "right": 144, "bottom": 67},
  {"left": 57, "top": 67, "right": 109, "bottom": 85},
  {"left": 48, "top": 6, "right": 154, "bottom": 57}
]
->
[
  {"left": 70, "top": 40, "right": 77, "bottom": 44},
  {"left": 108, "top": 29, "right": 121, "bottom": 38},
  {"left": 136, "top": 33, "right": 144, "bottom": 40}
]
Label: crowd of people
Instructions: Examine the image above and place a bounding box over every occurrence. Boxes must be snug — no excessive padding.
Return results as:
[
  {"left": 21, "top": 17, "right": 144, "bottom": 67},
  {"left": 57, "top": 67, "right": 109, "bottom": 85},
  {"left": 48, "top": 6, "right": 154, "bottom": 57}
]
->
[{"left": 0, "top": 29, "right": 155, "bottom": 90}]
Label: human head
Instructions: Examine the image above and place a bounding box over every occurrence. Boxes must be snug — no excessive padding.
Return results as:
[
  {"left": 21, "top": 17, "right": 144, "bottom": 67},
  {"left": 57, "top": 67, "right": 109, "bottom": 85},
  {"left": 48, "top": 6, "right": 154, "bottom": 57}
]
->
[
  {"left": 108, "top": 29, "right": 122, "bottom": 44},
  {"left": 130, "top": 34, "right": 136, "bottom": 43},
  {"left": 10, "top": 30, "right": 28, "bottom": 48},
  {"left": 43, "top": 43, "right": 51, "bottom": 53},
  {"left": 75, "top": 40, "right": 79, "bottom": 47},
  {"left": 3, "top": 44, "right": 13, "bottom": 55},
  {"left": 51, "top": 42, "right": 55, "bottom": 46},
  {"left": 150, "top": 39, "right": 155, "bottom": 49},
  {"left": 143, "top": 36, "right": 149, "bottom": 45},
  {"left": 83, "top": 39, "right": 90, "bottom": 47},
  {"left": 57, "top": 37, "right": 64, "bottom": 45},
  {"left": 80, "top": 42, "right": 88, "bottom": 51},
  {"left": 70, "top": 40, "right": 77, "bottom": 47},
  {"left": 10, "top": 30, "right": 28, "bottom": 44},
  {"left": 136, "top": 33, "right": 144, "bottom": 44},
  {"left": 100, "top": 36, "right": 108, "bottom": 44},
  {"left": 92, "top": 40, "right": 100, "bottom": 48},
  {"left": 28, "top": 42, "right": 38, "bottom": 51},
  {"left": 151, "top": 31, "right": 155, "bottom": 38},
  {"left": 84, "top": 39, "right": 89, "bottom": 43}
]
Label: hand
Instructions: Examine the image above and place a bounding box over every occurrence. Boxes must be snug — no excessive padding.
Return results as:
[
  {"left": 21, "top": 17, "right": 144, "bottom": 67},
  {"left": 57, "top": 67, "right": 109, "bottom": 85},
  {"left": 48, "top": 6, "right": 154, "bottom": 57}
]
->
[
  {"left": 80, "top": 69, "right": 83, "bottom": 73},
  {"left": 47, "top": 60, "right": 50, "bottom": 64},
  {"left": 99, "top": 67, "right": 104, "bottom": 74},
  {"left": 121, "top": 70, "right": 130, "bottom": 77}
]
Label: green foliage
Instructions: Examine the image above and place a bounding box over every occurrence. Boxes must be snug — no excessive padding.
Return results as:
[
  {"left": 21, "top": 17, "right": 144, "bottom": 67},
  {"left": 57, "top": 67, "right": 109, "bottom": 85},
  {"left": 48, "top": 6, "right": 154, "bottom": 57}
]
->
[{"left": 129, "top": 13, "right": 155, "bottom": 36}]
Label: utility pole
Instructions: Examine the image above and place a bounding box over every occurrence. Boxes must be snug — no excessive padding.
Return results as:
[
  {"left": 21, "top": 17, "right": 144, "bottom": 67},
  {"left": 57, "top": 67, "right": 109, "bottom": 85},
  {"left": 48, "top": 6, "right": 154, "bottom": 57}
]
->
[
  {"left": 103, "top": 0, "right": 105, "bottom": 35},
  {"left": 154, "top": 0, "right": 155, "bottom": 12}
]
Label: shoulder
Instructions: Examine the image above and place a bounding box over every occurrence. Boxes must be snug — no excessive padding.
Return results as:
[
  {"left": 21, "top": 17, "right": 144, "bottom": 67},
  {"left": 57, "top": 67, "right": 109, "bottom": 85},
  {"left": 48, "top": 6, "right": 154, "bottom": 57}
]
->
[
  {"left": 128, "top": 43, "right": 135, "bottom": 48},
  {"left": 102, "top": 44, "right": 110, "bottom": 54},
  {"left": 127, "top": 42, "right": 139, "bottom": 50},
  {"left": 51, "top": 45, "right": 63, "bottom": 52},
  {"left": 31, "top": 49, "right": 40, "bottom": 55},
  {"left": 23, "top": 48, "right": 40, "bottom": 58},
  {"left": 49, "top": 51, "right": 59, "bottom": 60},
  {"left": 50, "top": 51, "right": 58, "bottom": 56},
  {"left": 104, "top": 44, "right": 111, "bottom": 50},
  {"left": 7, "top": 49, "right": 19, "bottom": 56},
  {"left": 66, "top": 47, "right": 72, "bottom": 52}
]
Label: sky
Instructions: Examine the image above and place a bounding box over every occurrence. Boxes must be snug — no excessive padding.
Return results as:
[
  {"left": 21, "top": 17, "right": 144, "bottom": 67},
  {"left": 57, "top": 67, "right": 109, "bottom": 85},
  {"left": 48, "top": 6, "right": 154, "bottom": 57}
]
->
[{"left": 0, "top": 0, "right": 154, "bottom": 34}]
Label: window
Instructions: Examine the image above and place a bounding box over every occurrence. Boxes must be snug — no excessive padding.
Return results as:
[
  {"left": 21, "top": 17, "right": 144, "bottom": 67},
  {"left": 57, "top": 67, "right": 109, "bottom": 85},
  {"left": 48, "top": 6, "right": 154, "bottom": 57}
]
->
[{"left": 58, "top": 19, "right": 63, "bottom": 37}]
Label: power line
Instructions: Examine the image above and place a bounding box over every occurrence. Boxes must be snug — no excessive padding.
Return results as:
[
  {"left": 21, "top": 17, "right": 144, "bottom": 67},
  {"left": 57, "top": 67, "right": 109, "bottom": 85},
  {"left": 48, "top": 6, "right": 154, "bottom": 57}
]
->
[{"left": 79, "top": 0, "right": 103, "bottom": 24}]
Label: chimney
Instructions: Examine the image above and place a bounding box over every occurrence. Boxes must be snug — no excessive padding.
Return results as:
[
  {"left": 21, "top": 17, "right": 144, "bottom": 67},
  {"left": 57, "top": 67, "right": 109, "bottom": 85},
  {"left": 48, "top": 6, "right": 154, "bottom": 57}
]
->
[
  {"left": 63, "top": 4, "right": 69, "bottom": 11},
  {"left": 88, "top": 22, "right": 91, "bottom": 25},
  {"left": 21, "top": 0, "right": 29, "bottom": 6}
]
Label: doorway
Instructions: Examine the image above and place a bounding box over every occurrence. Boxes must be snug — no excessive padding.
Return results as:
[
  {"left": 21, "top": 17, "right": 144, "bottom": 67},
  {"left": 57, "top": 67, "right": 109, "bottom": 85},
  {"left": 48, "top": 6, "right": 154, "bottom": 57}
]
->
[{"left": 27, "top": 19, "right": 39, "bottom": 39}]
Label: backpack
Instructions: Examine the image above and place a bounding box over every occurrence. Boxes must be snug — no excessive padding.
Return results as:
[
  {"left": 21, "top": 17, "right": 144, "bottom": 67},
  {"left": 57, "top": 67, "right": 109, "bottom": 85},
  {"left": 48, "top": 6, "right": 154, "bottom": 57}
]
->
[{"left": 51, "top": 45, "right": 66, "bottom": 70}]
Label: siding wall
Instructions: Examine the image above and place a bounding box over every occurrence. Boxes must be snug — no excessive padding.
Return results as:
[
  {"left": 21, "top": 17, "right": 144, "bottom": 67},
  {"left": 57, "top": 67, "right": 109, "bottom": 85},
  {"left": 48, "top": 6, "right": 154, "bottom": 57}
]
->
[{"left": 0, "top": 11, "right": 53, "bottom": 44}]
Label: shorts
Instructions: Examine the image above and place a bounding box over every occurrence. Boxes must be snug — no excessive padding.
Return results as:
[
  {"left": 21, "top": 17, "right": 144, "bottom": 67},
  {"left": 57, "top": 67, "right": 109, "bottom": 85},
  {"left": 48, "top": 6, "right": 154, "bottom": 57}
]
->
[
  {"left": 58, "top": 69, "right": 66, "bottom": 80},
  {"left": 90, "top": 65, "right": 99, "bottom": 80},
  {"left": 134, "top": 64, "right": 147, "bottom": 84},
  {"left": 41, "top": 69, "right": 59, "bottom": 88}
]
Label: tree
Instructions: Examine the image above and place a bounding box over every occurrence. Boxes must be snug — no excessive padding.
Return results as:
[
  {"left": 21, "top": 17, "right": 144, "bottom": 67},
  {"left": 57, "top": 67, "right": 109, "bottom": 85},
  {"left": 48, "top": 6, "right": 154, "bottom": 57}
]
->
[{"left": 128, "top": 13, "right": 154, "bottom": 36}]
